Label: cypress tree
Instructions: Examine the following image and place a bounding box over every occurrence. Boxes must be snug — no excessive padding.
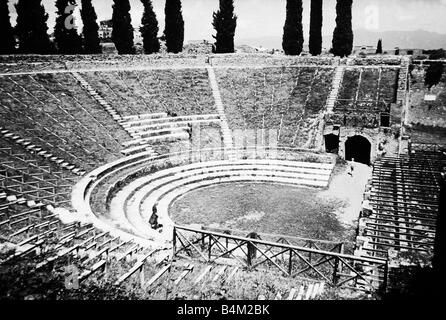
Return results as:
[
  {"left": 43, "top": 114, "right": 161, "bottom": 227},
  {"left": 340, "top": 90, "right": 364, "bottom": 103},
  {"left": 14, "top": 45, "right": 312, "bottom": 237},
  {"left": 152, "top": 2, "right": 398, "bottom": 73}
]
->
[
  {"left": 376, "top": 39, "right": 383, "bottom": 54},
  {"left": 331, "top": 0, "right": 353, "bottom": 57},
  {"left": 164, "top": 0, "right": 184, "bottom": 53},
  {"left": 140, "top": 0, "right": 160, "bottom": 54},
  {"left": 54, "top": 0, "right": 83, "bottom": 54},
  {"left": 15, "top": 0, "right": 53, "bottom": 54},
  {"left": 112, "top": 0, "right": 135, "bottom": 54},
  {"left": 0, "top": 0, "right": 15, "bottom": 54},
  {"left": 212, "top": 0, "right": 237, "bottom": 54},
  {"left": 282, "top": 0, "right": 304, "bottom": 56},
  {"left": 81, "top": 0, "right": 102, "bottom": 54},
  {"left": 309, "top": 0, "right": 323, "bottom": 56}
]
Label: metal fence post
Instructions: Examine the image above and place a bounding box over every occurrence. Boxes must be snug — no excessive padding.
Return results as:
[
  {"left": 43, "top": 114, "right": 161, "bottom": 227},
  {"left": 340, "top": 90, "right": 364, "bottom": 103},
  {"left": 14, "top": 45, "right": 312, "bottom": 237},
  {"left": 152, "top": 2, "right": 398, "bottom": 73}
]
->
[
  {"left": 338, "top": 243, "right": 345, "bottom": 274},
  {"left": 140, "top": 264, "right": 145, "bottom": 287},
  {"left": 332, "top": 256, "right": 340, "bottom": 286},
  {"left": 247, "top": 241, "right": 252, "bottom": 268},
  {"left": 382, "top": 259, "right": 389, "bottom": 294},
  {"left": 201, "top": 233, "right": 205, "bottom": 249},
  {"left": 208, "top": 234, "right": 212, "bottom": 262},
  {"left": 172, "top": 226, "right": 177, "bottom": 259},
  {"left": 308, "top": 241, "right": 312, "bottom": 264}
]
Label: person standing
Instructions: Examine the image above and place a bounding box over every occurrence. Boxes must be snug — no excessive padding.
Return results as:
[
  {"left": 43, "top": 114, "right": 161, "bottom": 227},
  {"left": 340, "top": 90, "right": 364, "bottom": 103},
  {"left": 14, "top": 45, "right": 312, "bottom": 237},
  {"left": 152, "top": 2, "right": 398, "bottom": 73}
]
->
[{"left": 348, "top": 158, "right": 355, "bottom": 177}]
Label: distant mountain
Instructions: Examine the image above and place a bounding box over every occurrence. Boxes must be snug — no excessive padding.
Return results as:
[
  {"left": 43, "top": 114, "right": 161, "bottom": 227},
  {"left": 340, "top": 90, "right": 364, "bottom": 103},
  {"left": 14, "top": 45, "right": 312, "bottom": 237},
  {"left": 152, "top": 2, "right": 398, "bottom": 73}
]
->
[
  {"left": 349, "top": 29, "right": 446, "bottom": 50},
  {"left": 237, "top": 29, "right": 446, "bottom": 51}
]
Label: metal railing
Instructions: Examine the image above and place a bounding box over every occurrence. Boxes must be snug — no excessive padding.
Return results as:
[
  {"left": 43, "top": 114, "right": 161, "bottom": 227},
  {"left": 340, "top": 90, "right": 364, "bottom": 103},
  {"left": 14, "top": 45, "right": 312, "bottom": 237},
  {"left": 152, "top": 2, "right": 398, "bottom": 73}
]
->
[{"left": 172, "top": 225, "right": 388, "bottom": 292}]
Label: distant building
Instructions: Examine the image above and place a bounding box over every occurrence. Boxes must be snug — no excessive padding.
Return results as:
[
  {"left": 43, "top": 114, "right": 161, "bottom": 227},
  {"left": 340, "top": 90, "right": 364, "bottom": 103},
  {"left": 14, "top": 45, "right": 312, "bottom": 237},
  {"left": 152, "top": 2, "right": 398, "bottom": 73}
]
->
[
  {"left": 384, "top": 48, "right": 427, "bottom": 58},
  {"left": 98, "top": 19, "right": 142, "bottom": 45},
  {"left": 253, "top": 46, "right": 270, "bottom": 53},
  {"left": 398, "top": 48, "right": 424, "bottom": 56},
  {"left": 354, "top": 45, "right": 426, "bottom": 57},
  {"left": 99, "top": 20, "right": 113, "bottom": 41},
  {"left": 353, "top": 45, "right": 377, "bottom": 55},
  {"left": 187, "top": 40, "right": 210, "bottom": 45}
]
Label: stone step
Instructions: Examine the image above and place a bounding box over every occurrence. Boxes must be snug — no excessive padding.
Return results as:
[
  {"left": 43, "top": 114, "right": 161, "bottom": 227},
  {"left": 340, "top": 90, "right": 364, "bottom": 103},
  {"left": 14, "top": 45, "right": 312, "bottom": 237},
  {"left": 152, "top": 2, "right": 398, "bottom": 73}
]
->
[
  {"left": 207, "top": 66, "right": 234, "bottom": 151},
  {"left": 121, "top": 144, "right": 155, "bottom": 156},
  {"left": 124, "top": 161, "right": 334, "bottom": 192},
  {"left": 126, "top": 118, "right": 222, "bottom": 133},
  {"left": 119, "top": 169, "right": 333, "bottom": 237},
  {"left": 142, "top": 173, "right": 329, "bottom": 220},
  {"left": 123, "top": 114, "right": 220, "bottom": 128},
  {"left": 121, "top": 113, "right": 168, "bottom": 122},
  {"left": 122, "top": 132, "right": 190, "bottom": 148},
  {"left": 133, "top": 127, "right": 189, "bottom": 139},
  {"left": 169, "top": 166, "right": 332, "bottom": 181}
]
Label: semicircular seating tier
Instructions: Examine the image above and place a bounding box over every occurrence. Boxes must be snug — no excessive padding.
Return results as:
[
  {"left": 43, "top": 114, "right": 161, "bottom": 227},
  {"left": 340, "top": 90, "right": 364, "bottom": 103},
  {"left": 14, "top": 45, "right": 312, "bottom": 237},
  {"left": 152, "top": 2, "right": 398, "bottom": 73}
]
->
[{"left": 72, "top": 148, "right": 336, "bottom": 248}]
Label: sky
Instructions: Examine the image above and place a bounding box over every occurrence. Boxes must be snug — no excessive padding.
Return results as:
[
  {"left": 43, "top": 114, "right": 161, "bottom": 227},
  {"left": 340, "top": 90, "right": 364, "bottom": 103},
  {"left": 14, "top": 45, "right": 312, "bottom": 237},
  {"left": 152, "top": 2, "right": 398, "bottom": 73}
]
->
[{"left": 7, "top": 0, "right": 446, "bottom": 44}]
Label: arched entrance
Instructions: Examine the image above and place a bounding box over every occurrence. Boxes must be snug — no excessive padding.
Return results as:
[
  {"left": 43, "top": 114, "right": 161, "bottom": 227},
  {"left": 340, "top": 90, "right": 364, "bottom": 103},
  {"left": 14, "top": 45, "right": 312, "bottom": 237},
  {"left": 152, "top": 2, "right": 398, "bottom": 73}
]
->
[
  {"left": 345, "top": 135, "right": 371, "bottom": 165},
  {"left": 324, "top": 134, "right": 339, "bottom": 154}
]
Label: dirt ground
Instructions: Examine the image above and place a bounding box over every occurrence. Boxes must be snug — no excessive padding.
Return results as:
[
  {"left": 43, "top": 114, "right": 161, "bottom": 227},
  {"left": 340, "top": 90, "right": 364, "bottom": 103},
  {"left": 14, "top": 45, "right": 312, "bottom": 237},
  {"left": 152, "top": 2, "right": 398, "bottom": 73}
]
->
[
  {"left": 169, "top": 161, "right": 372, "bottom": 240},
  {"left": 318, "top": 161, "right": 373, "bottom": 226},
  {"left": 170, "top": 182, "right": 347, "bottom": 241}
]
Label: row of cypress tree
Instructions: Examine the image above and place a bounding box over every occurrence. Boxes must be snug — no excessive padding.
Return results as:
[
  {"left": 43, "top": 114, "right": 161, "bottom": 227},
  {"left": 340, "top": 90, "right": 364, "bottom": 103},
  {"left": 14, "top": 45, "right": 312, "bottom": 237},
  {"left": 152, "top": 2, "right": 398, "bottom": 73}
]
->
[
  {"left": 112, "top": 0, "right": 237, "bottom": 55},
  {"left": 0, "top": 0, "right": 184, "bottom": 55},
  {"left": 0, "top": 0, "right": 353, "bottom": 57},
  {"left": 283, "top": 0, "right": 354, "bottom": 57},
  {"left": 0, "top": 0, "right": 101, "bottom": 54},
  {"left": 0, "top": 0, "right": 233, "bottom": 55}
]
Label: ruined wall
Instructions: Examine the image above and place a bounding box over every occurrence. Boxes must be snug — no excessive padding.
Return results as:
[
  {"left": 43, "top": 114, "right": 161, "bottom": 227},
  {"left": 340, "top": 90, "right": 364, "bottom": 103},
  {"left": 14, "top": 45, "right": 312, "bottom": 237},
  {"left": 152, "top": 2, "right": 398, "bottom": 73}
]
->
[{"left": 323, "top": 126, "right": 400, "bottom": 163}]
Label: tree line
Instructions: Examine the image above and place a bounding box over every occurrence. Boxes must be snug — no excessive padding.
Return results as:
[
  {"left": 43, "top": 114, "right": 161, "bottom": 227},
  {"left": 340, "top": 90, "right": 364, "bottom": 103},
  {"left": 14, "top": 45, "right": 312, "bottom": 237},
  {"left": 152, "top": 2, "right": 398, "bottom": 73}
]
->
[
  {"left": 283, "top": 0, "right": 353, "bottom": 57},
  {"left": 0, "top": 0, "right": 353, "bottom": 57}
]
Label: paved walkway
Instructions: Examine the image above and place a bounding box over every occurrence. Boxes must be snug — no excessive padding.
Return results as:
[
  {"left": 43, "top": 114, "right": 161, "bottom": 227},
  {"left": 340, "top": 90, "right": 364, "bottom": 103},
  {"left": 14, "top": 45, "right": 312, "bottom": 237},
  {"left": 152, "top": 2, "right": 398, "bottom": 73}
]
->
[{"left": 318, "top": 162, "right": 372, "bottom": 225}]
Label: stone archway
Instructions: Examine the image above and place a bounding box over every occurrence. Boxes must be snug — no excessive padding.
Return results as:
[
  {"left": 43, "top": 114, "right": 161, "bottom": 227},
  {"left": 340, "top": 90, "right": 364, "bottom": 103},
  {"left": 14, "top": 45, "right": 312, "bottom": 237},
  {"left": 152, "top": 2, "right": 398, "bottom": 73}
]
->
[
  {"left": 345, "top": 135, "right": 371, "bottom": 165},
  {"left": 324, "top": 134, "right": 340, "bottom": 154}
]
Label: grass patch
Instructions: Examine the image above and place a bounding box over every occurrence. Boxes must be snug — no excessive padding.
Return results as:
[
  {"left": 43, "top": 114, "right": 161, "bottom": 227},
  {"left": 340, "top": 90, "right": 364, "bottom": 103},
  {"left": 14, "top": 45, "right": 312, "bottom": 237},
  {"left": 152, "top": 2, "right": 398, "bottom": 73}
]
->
[{"left": 170, "top": 182, "right": 348, "bottom": 242}]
